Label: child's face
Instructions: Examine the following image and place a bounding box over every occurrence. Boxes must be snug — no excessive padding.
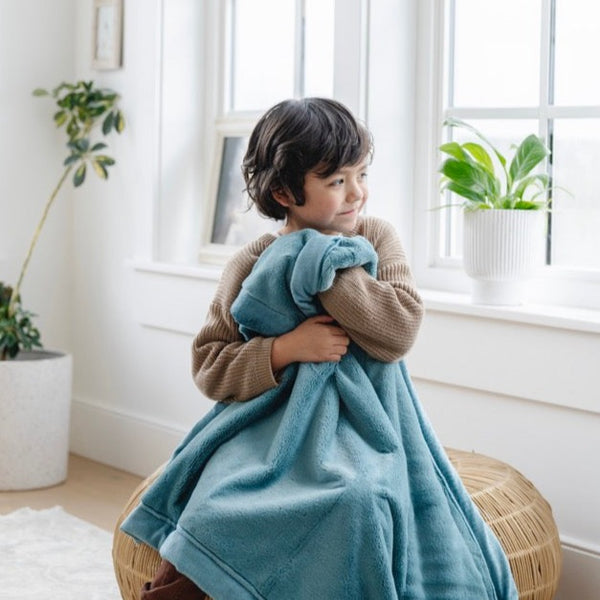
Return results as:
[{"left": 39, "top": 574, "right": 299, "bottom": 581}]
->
[{"left": 276, "top": 161, "right": 369, "bottom": 235}]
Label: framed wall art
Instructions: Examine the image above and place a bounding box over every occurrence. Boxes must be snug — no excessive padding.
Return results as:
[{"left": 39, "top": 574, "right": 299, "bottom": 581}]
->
[{"left": 92, "top": 0, "right": 123, "bottom": 70}]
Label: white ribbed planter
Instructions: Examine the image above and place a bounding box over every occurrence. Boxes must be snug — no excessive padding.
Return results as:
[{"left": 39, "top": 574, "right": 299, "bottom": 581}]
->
[
  {"left": 463, "top": 210, "right": 546, "bottom": 305},
  {"left": 0, "top": 350, "right": 72, "bottom": 490}
]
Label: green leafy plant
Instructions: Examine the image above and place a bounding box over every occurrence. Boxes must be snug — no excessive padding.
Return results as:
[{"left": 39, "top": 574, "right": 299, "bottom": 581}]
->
[
  {"left": 0, "top": 80, "right": 125, "bottom": 360},
  {"left": 0, "top": 283, "right": 41, "bottom": 360},
  {"left": 439, "top": 118, "right": 551, "bottom": 211}
]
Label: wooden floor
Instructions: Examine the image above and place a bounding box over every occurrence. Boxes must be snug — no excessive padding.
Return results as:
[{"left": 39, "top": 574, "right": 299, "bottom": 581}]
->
[{"left": 0, "top": 454, "right": 143, "bottom": 532}]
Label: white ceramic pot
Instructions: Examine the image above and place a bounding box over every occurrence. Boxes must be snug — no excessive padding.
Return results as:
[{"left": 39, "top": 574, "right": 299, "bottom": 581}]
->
[
  {"left": 463, "top": 209, "right": 545, "bottom": 305},
  {"left": 0, "top": 350, "right": 72, "bottom": 490}
]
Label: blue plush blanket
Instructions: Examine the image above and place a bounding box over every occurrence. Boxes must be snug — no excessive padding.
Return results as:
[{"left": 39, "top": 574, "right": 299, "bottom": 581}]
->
[{"left": 121, "top": 230, "right": 518, "bottom": 600}]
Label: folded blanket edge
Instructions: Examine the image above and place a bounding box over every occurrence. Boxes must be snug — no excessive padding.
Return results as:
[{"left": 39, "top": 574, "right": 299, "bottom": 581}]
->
[{"left": 121, "top": 503, "right": 264, "bottom": 600}]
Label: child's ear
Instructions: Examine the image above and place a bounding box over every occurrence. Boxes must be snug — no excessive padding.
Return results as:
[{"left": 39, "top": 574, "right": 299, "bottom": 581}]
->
[{"left": 272, "top": 188, "right": 293, "bottom": 208}]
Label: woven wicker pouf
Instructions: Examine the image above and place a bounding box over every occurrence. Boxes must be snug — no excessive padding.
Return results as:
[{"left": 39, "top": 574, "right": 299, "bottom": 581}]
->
[
  {"left": 113, "top": 449, "right": 561, "bottom": 600},
  {"left": 446, "top": 449, "right": 561, "bottom": 600}
]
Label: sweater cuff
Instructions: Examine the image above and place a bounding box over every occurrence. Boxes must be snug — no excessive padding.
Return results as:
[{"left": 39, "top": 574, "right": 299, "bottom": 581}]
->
[{"left": 249, "top": 336, "right": 279, "bottom": 398}]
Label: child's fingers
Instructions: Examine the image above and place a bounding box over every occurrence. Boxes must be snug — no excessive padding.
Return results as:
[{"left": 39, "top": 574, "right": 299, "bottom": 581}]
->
[
  {"left": 325, "top": 325, "right": 350, "bottom": 340},
  {"left": 309, "top": 314, "right": 335, "bottom": 324},
  {"left": 310, "top": 315, "right": 349, "bottom": 336}
]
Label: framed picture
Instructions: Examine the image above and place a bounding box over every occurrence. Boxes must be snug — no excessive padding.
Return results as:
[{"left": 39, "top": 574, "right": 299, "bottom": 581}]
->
[
  {"left": 200, "top": 132, "right": 281, "bottom": 261},
  {"left": 92, "top": 0, "right": 123, "bottom": 70}
]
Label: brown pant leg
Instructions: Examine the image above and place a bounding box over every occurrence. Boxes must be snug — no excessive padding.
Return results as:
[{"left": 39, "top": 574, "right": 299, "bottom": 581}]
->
[{"left": 140, "top": 559, "right": 208, "bottom": 600}]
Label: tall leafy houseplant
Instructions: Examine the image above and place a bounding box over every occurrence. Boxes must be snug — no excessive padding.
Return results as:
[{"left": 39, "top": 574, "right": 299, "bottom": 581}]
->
[
  {"left": 0, "top": 81, "right": 125, "bottom": 360},
  {"left": 438, "top": 119, "right": 554, "bottom": 305}
]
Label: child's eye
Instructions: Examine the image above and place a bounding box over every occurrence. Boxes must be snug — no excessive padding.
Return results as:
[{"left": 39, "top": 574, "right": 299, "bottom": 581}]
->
[
  {"left": 359, "top": 172, "right": 368, "bottom": 181},
  {"left": 329, "top": 178, "right": 344, "bottom": 186}
]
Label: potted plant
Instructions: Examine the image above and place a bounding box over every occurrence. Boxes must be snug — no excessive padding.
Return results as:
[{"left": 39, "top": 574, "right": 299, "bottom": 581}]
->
[
  {"left": 0, "top": 81, "right": 125, "bottom": 490},
  {"left": 439, "top": 118, "right": 553, "bottom": 305}
]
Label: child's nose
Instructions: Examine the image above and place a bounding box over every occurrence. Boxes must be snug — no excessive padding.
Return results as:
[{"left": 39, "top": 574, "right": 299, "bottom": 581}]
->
[{"left": 347, "top": 181, "right": 364, "bottom": 202}]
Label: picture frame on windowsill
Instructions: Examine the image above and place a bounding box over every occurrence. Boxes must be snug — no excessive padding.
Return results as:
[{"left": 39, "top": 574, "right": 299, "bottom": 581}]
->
[
  {"left": 198, "top": 128, "right": 281, "bottom": 264},
  {"left": 92, "top": 0, "right": 123, "bottom": 70}
]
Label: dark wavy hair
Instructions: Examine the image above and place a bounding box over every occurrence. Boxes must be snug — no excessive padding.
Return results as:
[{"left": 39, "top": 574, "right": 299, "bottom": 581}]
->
[{"left": 242, "top": 98, "right": 373, "bottom": 220}]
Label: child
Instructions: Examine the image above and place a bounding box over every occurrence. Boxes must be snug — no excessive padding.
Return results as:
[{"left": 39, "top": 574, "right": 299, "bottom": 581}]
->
[
  {"left": 192, "top": 97, "right": 423, "bottom": 406},
  {"left": 123, "top": 98, "right": 517, "bottom": 600}
]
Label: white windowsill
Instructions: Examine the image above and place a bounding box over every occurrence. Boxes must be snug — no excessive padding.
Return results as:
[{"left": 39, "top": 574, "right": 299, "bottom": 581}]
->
[
  {"left": 421, "top": 289, "right": 600, "bottom": 334},
  {"left": 130, "top": 261, "right": 600, "bottom": 335},
  {"left": 131, "top": 259, "right": 223, "bottom": 282}
]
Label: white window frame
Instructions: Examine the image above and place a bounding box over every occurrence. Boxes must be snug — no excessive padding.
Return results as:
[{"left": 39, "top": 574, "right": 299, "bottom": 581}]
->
[
  {"left": 197, "top": 0, "right": 369, "bottom": 263},
  {"left": 413, "top": 0, "right": 600, "bottom": 312}
]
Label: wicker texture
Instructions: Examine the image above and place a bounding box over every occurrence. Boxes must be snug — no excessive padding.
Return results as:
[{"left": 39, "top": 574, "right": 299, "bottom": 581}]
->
[
  {"left": 112, "top": 449, "right": 561, "bottom": 600},
  {"left": 446, "top": 449, "right": 561, "bottom": 600},
  {"left": 112, "top": 465, "right": 164, "bottom": 599}
]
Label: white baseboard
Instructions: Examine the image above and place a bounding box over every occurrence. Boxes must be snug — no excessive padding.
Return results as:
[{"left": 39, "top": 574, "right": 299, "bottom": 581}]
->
[
  {"left": 69, "top": 397, "right": 187, "bottom": 477},
  {"left": 556, "top": 540, "right": 600, "bottom": 600}
]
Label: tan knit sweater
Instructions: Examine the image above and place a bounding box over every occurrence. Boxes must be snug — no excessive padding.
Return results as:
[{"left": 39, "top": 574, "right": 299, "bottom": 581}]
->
[{"left": 191, "top": 216, "right": 424, "bottom": 402}]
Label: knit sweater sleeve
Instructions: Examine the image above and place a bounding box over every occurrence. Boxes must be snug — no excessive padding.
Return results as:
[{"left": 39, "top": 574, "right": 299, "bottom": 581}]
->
[
  {"left": 318, "top": 216, "right": 424, "bottom": 362},
  {"left": 191, "top": 236, "right": 279, "bottom": 402}
]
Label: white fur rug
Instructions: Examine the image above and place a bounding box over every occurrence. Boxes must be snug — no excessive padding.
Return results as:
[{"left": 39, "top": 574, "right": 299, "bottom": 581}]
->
[{"left": 0, "top": 506, "right": 121, "bottom": 599}]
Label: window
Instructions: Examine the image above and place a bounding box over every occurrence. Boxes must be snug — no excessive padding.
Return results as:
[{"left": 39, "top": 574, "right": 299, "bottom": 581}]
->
[
  {"left": 200, "top": 0, "right": 337, "bottom": 255},
  {"left": 227, "top": 0, "right": 335, "bottom": 111},
  {"left": 200, "top": 0, "right": 368, "bottom": 259},
  {"left": 415, "top": 0, "right": 600, "bottom": 310},
  {"left": 154, "top": 0, "right": 368, "bottom": 265}
]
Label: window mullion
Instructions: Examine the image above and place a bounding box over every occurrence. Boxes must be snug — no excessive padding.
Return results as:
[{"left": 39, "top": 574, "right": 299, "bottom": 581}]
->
[
  {"left": 445, "top": 0, "right": 456, "bottom": 110},
  {"left": 445, "top": 106, "right": 542, "bottom": 120},
  {"left": 540, "top": 0, "right": 555, "bottom": 264},
  {"left": 224, "top": 0, "right": 236, "bottom": 114},
  {"left": 333, "top": 0, "right": 369, "bottom": 119},
  {"left": 294, "top": 0, "right": 305, "bottom": 98},
  {"left": 539, "top": 0, "right": 553, "bottom": 122}
]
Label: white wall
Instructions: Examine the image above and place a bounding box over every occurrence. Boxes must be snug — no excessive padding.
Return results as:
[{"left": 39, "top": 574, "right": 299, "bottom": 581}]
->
[
  {"left": 0, "top": 0, "right": 75, "bottom": 354},
  {"left": 69, "top": 0, "right": 211, "bottom": 469},
  {"left": 1, "top": 1, "right": 597, "bottom": 597}
]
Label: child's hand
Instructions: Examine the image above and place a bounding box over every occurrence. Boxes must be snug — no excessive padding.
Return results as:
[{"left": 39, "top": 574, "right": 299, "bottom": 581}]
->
[{"left": 271, "top": 315, "right": 350, "bottom": 371}]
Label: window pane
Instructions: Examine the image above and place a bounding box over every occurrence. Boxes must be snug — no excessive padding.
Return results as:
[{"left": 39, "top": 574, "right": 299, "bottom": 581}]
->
[
  {"left": 231, "top": 0, "right": 295, "bottom": 111},
  {"left": 304, "top": 0, "right": 335, "bottom": 97},
  {"left": 551, "top": 119, "right": 600, "bottom": 268},
  {"left": 441, "top": 119, "right": 540, "bottom": 258},
  {"left": 450, "top": 0, "right": 541, "bottom": 107},
  {"left": 554, "top": 0, "right": 600, "bottom": 105}
]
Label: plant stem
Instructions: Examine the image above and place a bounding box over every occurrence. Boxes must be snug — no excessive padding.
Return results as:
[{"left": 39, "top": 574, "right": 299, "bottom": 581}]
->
[{"left": 8, "top": 164, "right": 73, "bottom": 317}]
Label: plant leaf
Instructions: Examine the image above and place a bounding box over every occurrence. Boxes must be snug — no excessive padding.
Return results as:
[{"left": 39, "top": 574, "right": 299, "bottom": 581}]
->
[
  {"left": 513, "top": 173, "right": 550, "bottom": 200},
  {"left": 444, "top": 117, "right": 507, "bottom": 168},
  {"left": 74, "top": 138, "right": 90, "bottom": 153},
  {"left": 115, "top": 110, "right": 125, "bottom": 133},
  {"left": 91, "top": 142, "right": 108, "bottom": 152},
  {"left": 439, "top": 158, "right": 497, "bottom": 198},
  {"left": 87, "top": 104, "right": 106, "bottom": 117},
  {"left": 73, "top": 162, "right": 87, "bottom": 187},
  {"left": 462, "top": 142, "right": 495, "bottom": 174},
  {"left": 53, "top": 110, "right": 68, "bottom": 127},
  {"left": 63, "top": 154, "right": 81, "bottom": 166},
  {"left": 102, "top": 111, "right": 114, "bottom": 135},
  {"left": 66, "top": 118, "right": 80, "bottom": 138},
  {"left": 91, "top": 159, "right": 108, "bottom": 179},
  {"left": 94, "top": 155, "right": 115, "bottom": 166},
  {"left": 439, "top": 142, "right": 469, "bottom": 161},
  {"left": 441, "top": 181, "right": 487, "bottom": 205},
  {"left": 513, "top": 200, "right": 546, "bottom": 210},
  {"left": 508, "top": 134, "right": 549, "bottom": 184},
  {"left": 32, "top": 88, "right": 49, "bottom": 97}
]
